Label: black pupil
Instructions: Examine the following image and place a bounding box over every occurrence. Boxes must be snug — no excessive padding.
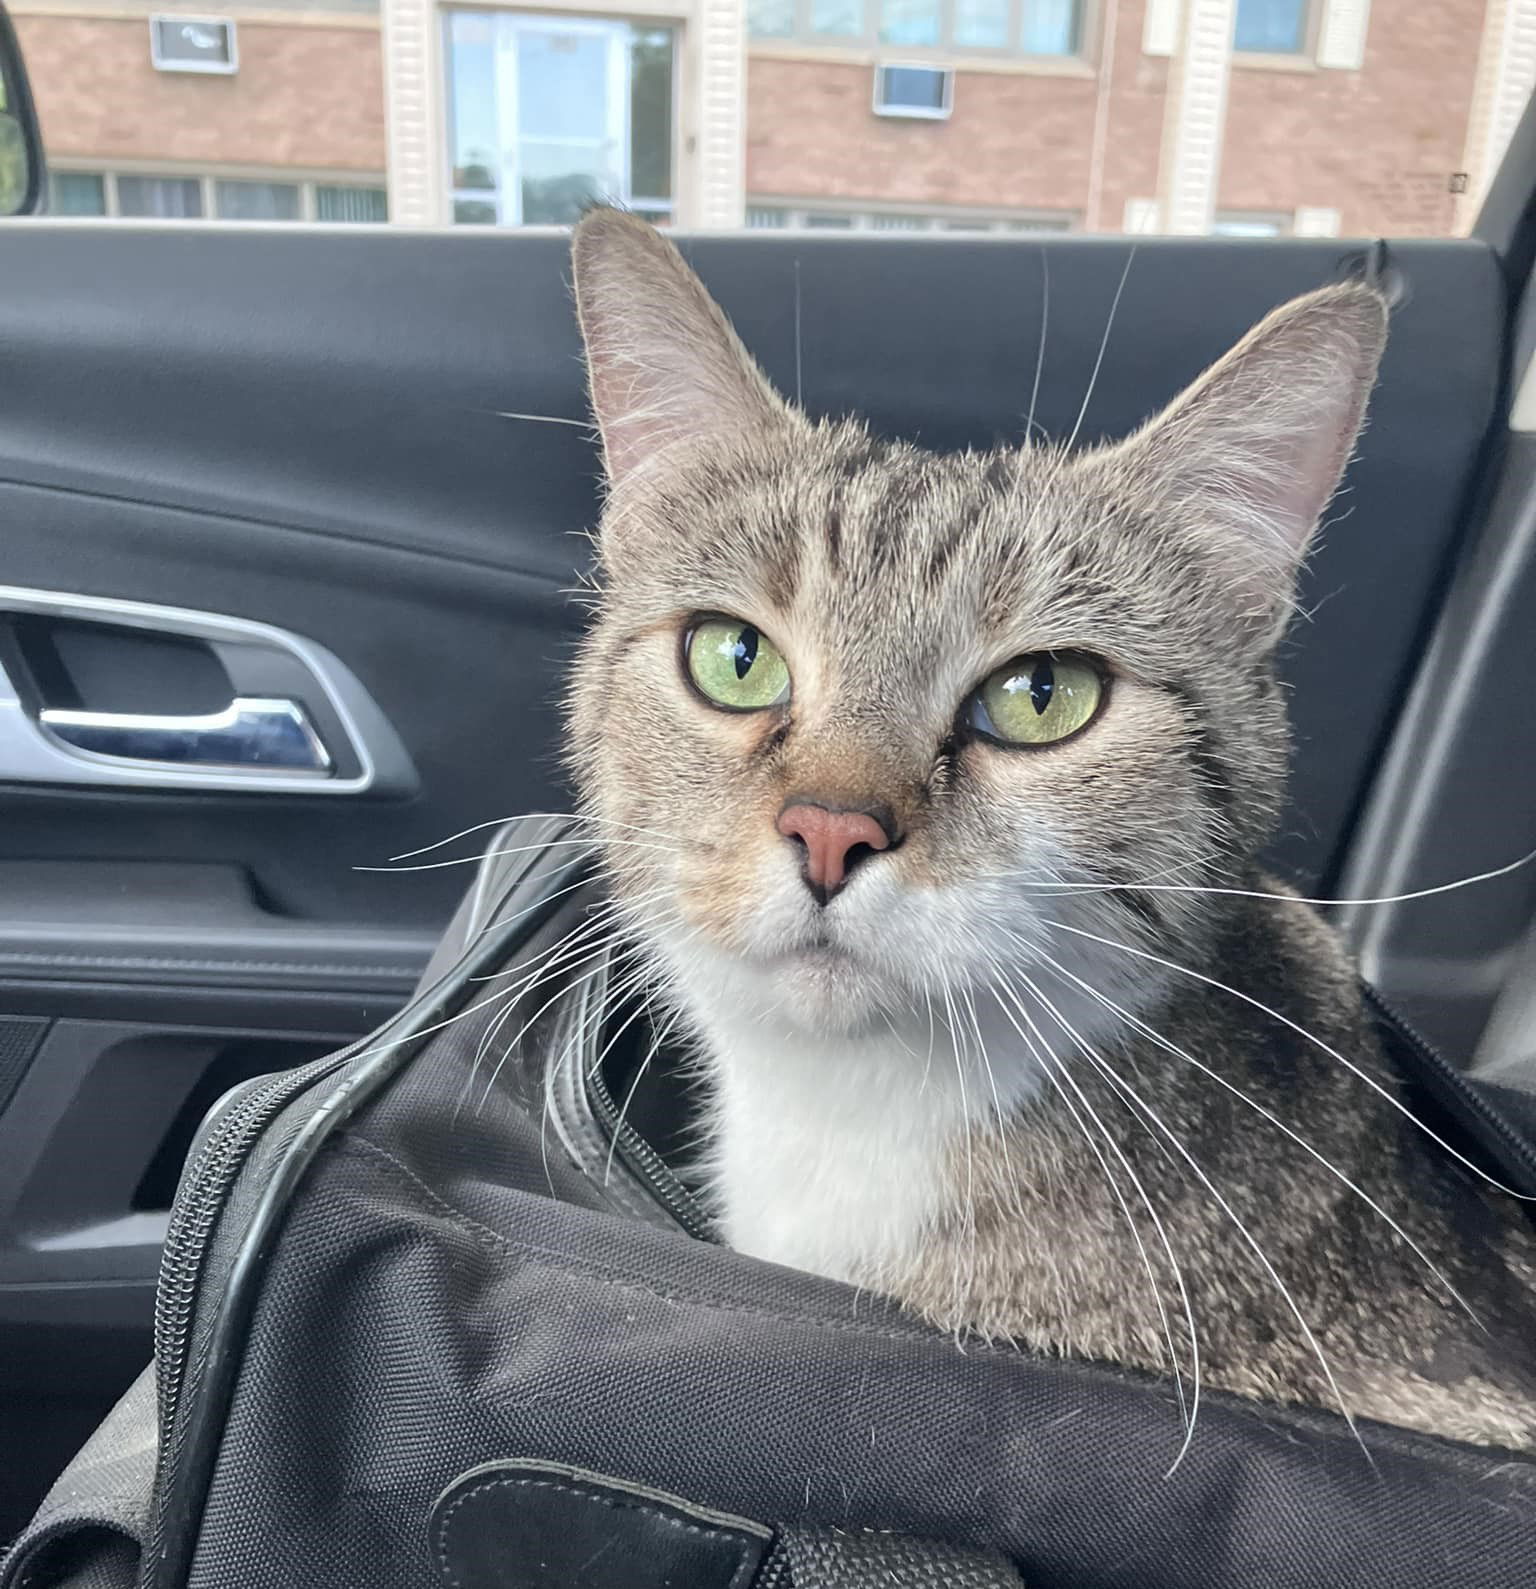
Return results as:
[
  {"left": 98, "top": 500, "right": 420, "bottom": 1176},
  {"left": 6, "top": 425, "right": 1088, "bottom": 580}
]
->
[
  {"left": 732, "top": 626, "right": 759, "bottom": 680},
  {"left": 1029, "top": 659, "right": 1055, "bottom": 715}
]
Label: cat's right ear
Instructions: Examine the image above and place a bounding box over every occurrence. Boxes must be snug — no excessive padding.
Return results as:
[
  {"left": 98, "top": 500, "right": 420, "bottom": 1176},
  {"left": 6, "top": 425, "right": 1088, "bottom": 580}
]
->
[{"left": 571, "top": 208, "right": 797, "bottom": 488}]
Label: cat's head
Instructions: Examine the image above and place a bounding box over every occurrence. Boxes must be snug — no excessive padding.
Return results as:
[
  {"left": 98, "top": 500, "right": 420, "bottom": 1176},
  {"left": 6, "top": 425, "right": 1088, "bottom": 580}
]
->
[{"left": 566, "top": 210, "right": 1386, "bottom": 1043}]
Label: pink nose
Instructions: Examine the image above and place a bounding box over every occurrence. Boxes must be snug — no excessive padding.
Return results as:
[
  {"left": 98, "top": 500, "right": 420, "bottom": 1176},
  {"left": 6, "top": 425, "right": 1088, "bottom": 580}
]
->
[{"left": 776, "top": 802, "right": 894, "bottom": 901}]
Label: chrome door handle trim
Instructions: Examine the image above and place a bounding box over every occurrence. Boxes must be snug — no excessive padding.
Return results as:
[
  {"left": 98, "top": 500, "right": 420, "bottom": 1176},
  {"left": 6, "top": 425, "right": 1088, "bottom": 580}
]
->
[
  {"left": 0, "top": 586, "right": 417, "bottom": 795},
  {"left": 39, "top": 697, "right": 334, "bottom": 774}
]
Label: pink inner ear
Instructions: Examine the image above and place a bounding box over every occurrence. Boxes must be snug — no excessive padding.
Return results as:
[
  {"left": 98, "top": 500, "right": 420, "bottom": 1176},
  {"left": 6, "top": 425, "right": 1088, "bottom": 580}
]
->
[
  {"left": 572, "top": 212, "right": 794, "bottom": 488},
  {"left": 1126, "top": 285, "right": 1386, "bottom": 582}
]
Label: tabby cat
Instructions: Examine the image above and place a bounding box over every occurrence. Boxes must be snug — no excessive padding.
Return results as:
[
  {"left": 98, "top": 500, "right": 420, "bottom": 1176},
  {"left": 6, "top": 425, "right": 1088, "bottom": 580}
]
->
[{"left": 564, "top": 207, "right": 1536, "bottom": 1450}]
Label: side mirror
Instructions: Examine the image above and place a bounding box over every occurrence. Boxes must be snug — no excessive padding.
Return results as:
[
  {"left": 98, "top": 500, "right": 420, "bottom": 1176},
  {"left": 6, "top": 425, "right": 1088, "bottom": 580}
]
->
[{"left": 0, "top": 2, "right": 44, "bottom": 216}]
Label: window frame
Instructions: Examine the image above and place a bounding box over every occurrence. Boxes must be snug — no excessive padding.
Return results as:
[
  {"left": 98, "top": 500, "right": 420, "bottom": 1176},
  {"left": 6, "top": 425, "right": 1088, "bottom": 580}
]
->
[
  {"left": 747, "top": 0, "right": 1086, "bottom": 63},
  {"left": 872, "top": 62, "right": 954, "bottom": 119},
  {"left": 148, "top": 15, "right": 240, "bottom": 77}
]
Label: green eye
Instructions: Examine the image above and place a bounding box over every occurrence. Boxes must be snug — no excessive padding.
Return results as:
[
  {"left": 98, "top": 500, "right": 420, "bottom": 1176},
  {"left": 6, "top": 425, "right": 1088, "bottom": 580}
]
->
[
  {"left": 685, "top": 617, "right": 791, "bottom": 712},
  {"left": 971, "top": 654, "right": 1104, "bottom": 747}
]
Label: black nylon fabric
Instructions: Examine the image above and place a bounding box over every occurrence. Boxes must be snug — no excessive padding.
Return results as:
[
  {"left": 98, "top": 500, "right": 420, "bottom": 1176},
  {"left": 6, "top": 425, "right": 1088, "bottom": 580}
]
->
[{"left": 178, "top": 892, "right": 1536, "bottom": 1589}]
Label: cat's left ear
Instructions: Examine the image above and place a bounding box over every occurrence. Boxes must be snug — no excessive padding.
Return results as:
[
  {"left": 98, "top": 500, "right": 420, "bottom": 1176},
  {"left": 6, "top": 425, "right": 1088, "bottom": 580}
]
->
[
  {"left": 571, "top": 208, "right": 799, "bottom": 490},
  {"left": 1105, "top": 281, "right": 1387, "bottom": 636}
]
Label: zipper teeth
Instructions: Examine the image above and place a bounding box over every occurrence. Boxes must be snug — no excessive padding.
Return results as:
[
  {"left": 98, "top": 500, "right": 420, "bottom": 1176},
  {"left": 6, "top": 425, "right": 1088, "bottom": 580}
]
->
[
  {"left": 583, "top": 1049, "right": 714, "bottom": 1241},
  {"left": 151, "top": 1052, "right": 348, "bottom": 1501},
  {"left": 1363, "top": 982, "right": 1536, "bottom": 1181}
]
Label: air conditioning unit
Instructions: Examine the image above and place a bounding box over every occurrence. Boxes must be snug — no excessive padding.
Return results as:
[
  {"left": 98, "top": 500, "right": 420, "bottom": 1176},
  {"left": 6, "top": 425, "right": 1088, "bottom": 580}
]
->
[
  {"left": 872, "top": 64, "right": 954, "bottom": 121},
  {"left": 150, "top": 15, "right": 238, "bottom": 75}
]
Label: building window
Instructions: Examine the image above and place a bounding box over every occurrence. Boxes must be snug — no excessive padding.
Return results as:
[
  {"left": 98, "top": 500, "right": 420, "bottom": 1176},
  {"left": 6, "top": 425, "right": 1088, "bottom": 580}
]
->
[
  {"left": 748, "top": 0, "right": 1079, "bottom": 56},
  {"left": 50, "top": 172, "right": 107, "bottom": 216},
  {"left": 446, "top": 12, "right": 676, "bottom": 227},
  {"left": 1211, "top": 210, "right": 1292, "bottom": 237},
  {"left": 1233, "top": 0, "right": 1308, "bottom": 54},
  {"left": 117, "top": 175, "right": 204, "bottom": 218},
  {"left": 46, "top": 167, "right": 388, "bottom": 222},
  {"left": 748, "top": 201, "right": 1076, "bottom": 232},
  {"left": 216, "top": 179, "right": 301, "bottom": 221},
  {"left": 316, "top": 185, "right": 390, "bottom": 224}
]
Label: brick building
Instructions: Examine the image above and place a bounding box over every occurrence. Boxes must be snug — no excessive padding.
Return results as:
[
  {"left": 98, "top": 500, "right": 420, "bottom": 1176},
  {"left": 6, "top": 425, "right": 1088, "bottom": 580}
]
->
[{"left": 10, "top": 0, "right": 1536, "bottom": 234}]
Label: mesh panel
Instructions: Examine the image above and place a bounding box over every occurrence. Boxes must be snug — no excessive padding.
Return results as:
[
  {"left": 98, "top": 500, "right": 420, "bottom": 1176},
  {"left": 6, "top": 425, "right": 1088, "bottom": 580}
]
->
[
  {"left": 782, "top": 1527, "right": 1024, "bottom": 1587},
  {"left": 0, "top": 1015, "right": 48, "bottom": 1117}
]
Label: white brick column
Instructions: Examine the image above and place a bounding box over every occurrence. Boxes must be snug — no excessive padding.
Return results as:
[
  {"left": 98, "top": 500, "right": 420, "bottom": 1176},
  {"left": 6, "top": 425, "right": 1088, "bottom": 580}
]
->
[
  {"left": 1457, "top": 0, "right": 1536, "bottom": 231},
  {"left": 1156, "top": 0, "right": 1236, "bottom": 235},
  {"left": 694, "top": 0, "right": 747, "bottom": 228},
  {"left": 382, "top": 0, "right": 445, "bottom": 227}
]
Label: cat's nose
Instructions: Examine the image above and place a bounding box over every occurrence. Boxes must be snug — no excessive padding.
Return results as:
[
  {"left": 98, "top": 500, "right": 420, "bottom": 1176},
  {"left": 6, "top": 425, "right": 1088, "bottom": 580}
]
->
[{"left": 776, "top": 800, "right": 898, "bottom": 904}]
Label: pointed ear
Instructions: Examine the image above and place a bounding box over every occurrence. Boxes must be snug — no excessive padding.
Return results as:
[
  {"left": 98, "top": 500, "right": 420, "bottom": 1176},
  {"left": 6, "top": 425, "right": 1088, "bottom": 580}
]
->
[
  {"left": 570, "top": 208, "right": 797, "bottom": 487},
  {"left": 1110, "top": 281, "right": 1387, "bottom": 631}
]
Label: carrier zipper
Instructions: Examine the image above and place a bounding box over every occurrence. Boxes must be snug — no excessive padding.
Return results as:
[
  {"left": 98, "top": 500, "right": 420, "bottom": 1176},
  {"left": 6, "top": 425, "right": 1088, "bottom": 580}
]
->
[
  {"left": 1361, "top": 980, "right": 1536, "bottom": 1190},
  {"left": 144, "top": 833, "right": 595, "bottom": 1589},
  {"left": 584, "top": 1044, "right": 716, "bottom": 1242},
  {"left": 147, "top": 1048, "right": 355, "bottom": 1575},
  {"left": 152, "top": 1053, "right": 349, "bottom": 1437}
]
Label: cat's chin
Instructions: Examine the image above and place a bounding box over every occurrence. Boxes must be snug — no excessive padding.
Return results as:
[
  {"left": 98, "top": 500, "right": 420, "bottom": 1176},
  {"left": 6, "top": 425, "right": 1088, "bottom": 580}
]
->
[{"left": 669, "top": 936, "right": 902, "bottom": 1040}]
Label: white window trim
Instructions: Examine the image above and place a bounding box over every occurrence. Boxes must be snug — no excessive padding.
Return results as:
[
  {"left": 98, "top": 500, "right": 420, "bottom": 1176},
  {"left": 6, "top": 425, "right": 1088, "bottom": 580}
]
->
[
  {"left": 149, "top": 15, "right": 239, "bottom": 76},
  {"left": 1293, "top": 204, "right": 1340, "bottom": 236}
]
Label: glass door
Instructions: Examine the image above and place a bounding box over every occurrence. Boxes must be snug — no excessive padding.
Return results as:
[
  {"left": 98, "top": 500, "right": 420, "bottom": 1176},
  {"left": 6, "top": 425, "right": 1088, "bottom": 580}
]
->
[
  {"left": 447, "top": 11, "right": 675, "bottom": 226},
  {"left": 499, "top": 15, "right": 629, "bottom": 225}
]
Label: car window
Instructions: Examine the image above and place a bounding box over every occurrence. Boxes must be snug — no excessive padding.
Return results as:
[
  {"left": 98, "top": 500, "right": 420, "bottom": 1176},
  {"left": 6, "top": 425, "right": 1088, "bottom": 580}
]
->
[{"left": 4, "top": 2, "right": 1530, "bottom": 240}]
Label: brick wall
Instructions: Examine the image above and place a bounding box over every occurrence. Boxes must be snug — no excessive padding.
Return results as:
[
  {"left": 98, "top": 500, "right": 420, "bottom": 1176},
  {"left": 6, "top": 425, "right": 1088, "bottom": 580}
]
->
[
  {"left": 1220, "top": 0, "right": 1485, "bottom": 235},
  {"left": 746, "top": 0, "right": 1484, "bottom": 234},
  {"left": 15, "top": 13, "right": 386, "bottom": 171},
  {"left": 746, "top": 53, "right": 1097, "bottom": 213}
]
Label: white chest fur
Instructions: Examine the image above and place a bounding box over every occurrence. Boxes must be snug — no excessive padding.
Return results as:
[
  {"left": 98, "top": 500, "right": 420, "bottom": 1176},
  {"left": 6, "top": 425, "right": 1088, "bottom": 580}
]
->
[{"left": 685, "top": 993, "right": 1071, "bottom": 1285}]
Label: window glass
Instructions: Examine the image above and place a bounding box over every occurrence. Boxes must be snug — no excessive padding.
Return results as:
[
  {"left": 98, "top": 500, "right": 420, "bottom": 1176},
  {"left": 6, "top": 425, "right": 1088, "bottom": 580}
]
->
[
  {"left": 630, "top": 29, "right": 674, "bottom": 205},
  {"left": 954, "top": 0, "right": 1010, "bottom": 50},
  {"left": 51, "top": 172, "right": 107, "bottom": 216},
  {"left": 1234, "top": 0, "right": 1307, "bottom": 54},
  {"left": 116, "top": 176, "right": 203, "bottom": 218},
  {"left": 879, "top": 0, "right": 942, "bottom": 48},
  {"left": 1022, "top": 0, "right": 1078, "bottom": 53},
  {"left": 216, "top": 180, "right": 301, "bottom": 221},
  {"left": 316, "top": 186, "right": 388, "bottom": 224},
  {"left": 810, "top": 0, "right": 864, "bottom": 37},
  {"left": 447, "top": 13, "right": 498, "bottom": 195},
  {"left": 444, "top": 14, "right": 676, "bottom": 226},
  {"left": 747, "top": 0, "right": 795, "bottom": 38},
  {"left": 878, "top": 66, "right": 949, "bottom": 112}
]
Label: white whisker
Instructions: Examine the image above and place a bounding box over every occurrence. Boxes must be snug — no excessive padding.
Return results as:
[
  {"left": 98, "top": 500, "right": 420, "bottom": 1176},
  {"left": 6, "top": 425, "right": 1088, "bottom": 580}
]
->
[
  {"left": 1040, "top": 955, "right": 1482, "bottom": 1329},
  {"left": 1018, "top": 967, "right": 1366, "bottom": 1455},
  {"left": 1049, "top": 918, "right": 1536, "bottom": 1202}
]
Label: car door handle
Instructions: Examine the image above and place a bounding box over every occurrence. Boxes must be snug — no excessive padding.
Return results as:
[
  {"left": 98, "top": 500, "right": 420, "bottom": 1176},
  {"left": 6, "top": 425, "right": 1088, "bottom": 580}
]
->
[
  {"left": 38, "top": 697, "right": 334, "bottom": 774},
  {"left": 0, "top": 585, "right": 417, "bottom": 795}
]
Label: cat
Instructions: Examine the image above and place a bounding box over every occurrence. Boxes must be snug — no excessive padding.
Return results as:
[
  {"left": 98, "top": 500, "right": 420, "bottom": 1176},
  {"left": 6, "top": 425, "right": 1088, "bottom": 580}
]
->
[{"left": 564, "top": 206, "right": 1536, "bottom": 1451}]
